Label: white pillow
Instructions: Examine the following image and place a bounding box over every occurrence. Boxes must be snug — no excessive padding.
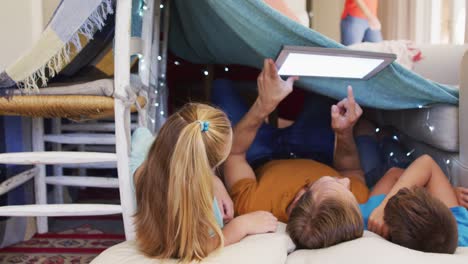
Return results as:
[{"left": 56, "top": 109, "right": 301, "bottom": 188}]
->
[
  {"left": 286, "top": 231, "right": 468, "bottom": 264},
  {"left": 91, "top": 223, "right": 294, "bottom": 264}
]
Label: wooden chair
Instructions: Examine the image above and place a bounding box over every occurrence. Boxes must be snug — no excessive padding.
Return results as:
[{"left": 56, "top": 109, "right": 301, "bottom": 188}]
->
[{"left": 0, "top": 0, "right": 161, "bottom": 240}]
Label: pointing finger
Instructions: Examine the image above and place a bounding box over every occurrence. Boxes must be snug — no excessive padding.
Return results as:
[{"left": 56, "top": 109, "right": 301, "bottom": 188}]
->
[{"left": 347, "top": 86, "right": 356, "bottom": 118}]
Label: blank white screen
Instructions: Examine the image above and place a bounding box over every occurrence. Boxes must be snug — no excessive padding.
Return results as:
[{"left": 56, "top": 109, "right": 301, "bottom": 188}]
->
[{"left": 278, "top": 53, "right": 384, "bottom": 79}]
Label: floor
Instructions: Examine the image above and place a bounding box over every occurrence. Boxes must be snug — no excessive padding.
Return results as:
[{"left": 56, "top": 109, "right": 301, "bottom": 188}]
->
[{"left": 0, "top": 187, "right": 125, "bottom": 264}]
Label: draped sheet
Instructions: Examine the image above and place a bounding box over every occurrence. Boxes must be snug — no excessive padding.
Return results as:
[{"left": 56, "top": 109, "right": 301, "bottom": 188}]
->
[
  {"left": 0, "top": 0, "right": 114, "bottom": 93},
  {"left": 168, "top": 0, "right": 459, "bottom": 109}
]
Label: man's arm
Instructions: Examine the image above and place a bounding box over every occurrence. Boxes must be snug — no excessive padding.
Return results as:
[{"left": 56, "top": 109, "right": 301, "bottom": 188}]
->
[
  {"left": 331, "top": 86, "right": 365, "bottom": 183},
  {"left": 224, "top": 100, "right": 270, "bottom": 191},
  {"left": 354, "top": 0, "right": 381, "bottom": 30},
  {"left": 224, "top": 59, "right": 298, "bottom": 191}
]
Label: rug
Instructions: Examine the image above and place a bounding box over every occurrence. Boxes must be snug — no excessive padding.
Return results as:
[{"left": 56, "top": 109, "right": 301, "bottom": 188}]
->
[{"left": 0, "top": 219, "right": 124, "bottom": 264}]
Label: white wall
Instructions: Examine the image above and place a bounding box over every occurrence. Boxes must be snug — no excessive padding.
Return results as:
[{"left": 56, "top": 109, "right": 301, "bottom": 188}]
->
[{"left": 311, "top": 0, "right": 345, "bottom": 42}]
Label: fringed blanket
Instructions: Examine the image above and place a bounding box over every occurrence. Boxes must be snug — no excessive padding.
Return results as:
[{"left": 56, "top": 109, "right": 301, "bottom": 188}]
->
[{"left": 0, "top": 0, "right": 114, "bottom": 94}]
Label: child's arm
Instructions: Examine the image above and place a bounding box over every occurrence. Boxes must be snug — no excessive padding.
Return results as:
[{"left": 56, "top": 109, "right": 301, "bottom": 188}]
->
[
  {"left": 369, "top": 167, "right": 404, "bottom": 197},
  {"left": 213, "top": 175, "right": 234, "bottom": 223},
  {"left": 209, "top": 211, "right": 278, "bottom": 250},
  {"left": 369, "top": 155, "right": 459, "bottom": 237}
]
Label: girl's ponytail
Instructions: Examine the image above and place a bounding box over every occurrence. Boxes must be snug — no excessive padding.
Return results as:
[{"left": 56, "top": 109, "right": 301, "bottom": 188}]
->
[{"left": 167, "top": 121, "right": 223, "bottom": 261}]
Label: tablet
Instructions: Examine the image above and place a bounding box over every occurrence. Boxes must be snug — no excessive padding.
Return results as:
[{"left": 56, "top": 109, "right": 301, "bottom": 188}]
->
[{"left": 275, "top": 46, "right": 396, "bottom": 80}]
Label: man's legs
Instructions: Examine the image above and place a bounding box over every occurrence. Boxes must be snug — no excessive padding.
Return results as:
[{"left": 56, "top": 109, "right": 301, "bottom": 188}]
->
[
  {"left": 340, "top": 15, "right": 368, "bottom": 46},
  {"left": 211, "top": 79, "right": 275, "bottom": 165},
  {"left": 354, "top": 120, "right": 414, "bottom": 187}
]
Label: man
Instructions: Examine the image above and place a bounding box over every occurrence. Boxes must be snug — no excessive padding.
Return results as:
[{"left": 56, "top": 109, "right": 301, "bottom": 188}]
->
[{"left": 214, "top": 59, "right": 370, "bottom": 249}]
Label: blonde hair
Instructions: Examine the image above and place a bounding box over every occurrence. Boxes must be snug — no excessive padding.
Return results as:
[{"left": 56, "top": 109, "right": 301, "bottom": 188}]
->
[
  {"left": 287, "top": 190, "right": 363, "bottom": 249},
  {"left": 134, "top": 103, "right": 232, "bottom": 262}
]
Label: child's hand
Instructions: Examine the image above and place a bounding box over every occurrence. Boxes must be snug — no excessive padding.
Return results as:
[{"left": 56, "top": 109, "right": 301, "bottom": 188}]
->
[
  {"left": 238, "top": 211, "right": 278, "bottom": 235},
  {"left": 213, "top": 176, "right": 234, "bottom": 223},
  {"left": 454, "top": 187, "right": 468, "bottom": 208},
  {"left": 221, "top": 211, "right": 278, "bottom": 247},
  {"left": 368, "top": 205, "right": 389, "bottom": 239}
]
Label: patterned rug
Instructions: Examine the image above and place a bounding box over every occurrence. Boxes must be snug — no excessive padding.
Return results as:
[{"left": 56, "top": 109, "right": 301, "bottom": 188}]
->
[{"left": 0, "top": 220, "right": 124, "bottom": 264}]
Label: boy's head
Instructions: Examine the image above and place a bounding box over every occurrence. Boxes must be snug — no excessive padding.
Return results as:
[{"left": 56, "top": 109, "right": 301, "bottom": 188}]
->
[
  {"left": 384, "top": 187, "right": 458, "bottom": 254},
  {"left": 286, "top": 176, "right": 364, "bottom": 249}
]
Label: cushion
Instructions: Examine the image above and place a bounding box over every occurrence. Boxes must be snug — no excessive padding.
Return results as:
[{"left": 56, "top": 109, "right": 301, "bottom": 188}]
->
[
  {"left": 286, "top": 231, "right": 468, "bottom": 264},
  {"left": 379, "top": 104, "right": 459, "bottom": 152},
  {"left": 91, "top": 223, "right": 295, "bottom": 264},
  {"left": 396, "top": 134, "right": 467, "bottom": 187}
]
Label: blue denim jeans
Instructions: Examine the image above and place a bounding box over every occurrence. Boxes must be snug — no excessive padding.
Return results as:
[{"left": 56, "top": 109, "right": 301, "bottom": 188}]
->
[
  {"left": 355, "top": 136, "right": 414, "bottom": 187},
  {"left": 340, "top": 15, "right": 382, "bottom": 46},
  {"left": 211, "top": 79, "right": 335, "bottom": 169}
]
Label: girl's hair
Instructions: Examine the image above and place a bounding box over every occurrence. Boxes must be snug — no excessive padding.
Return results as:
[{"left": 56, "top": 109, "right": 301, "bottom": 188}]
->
[{"left": 134, "top": 103, "right": 232, "bottom": 262}]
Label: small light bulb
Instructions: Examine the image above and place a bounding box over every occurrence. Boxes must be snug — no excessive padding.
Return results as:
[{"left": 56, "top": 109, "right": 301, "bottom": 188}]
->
[
  {"left": 406, "top": 149, "right": 415, "bottom": 157},
  {"left": 174, "top": 61, "right": 180, "bottom": 65},
  {"left": 393, "top": 135, "right": 399, "bottom": 141},
  {"left": 160, "top": 110, "right": 165, "bottom": 115},
  {"left": 375, "top": 128, "right": 380, "bottom": 133},
  {"left": 154, "top": 103, "right": 159, "bottom": 107},
  {"left": 429, "top": 126, "right": 435, "bottom": 132},
  {"left": 142, "top": 5, "right": 148, "bottom": 10},
  {"left": 446, "top": 159, "right": 451, "bottom": 164},
  {"left": 225, "top": 67, "right": 229, "bottom": 72},
  {"left": 389, "top": 152, "right": 394, "bottom": 157},
  {"left": 157, "top": 56, "right": 162, "bottom": 61},
  {"left": 154, "top": 90, "right": 158, "bottom": 94},
  {"left": 418, "top": 105, "right": 423, "bottom": 109},
  {"left": 203, "top": 71, "right": 209, "bottom": 76},
  {"left": 151, "top": 119, "right": 155, "bottom": 124},
  {"left": 160, "top": 4, "right": 164, "bottom": 9}
]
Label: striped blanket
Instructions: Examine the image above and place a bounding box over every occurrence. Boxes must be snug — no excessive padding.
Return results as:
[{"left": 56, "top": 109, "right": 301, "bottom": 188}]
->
[{"left": 0, "top": 0, "right": 114, "bottom": 94}]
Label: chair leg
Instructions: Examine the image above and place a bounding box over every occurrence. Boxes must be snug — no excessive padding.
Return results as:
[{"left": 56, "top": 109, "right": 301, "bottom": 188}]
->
[
  {"left": 32, "top": 117, "right": 48, "bottom": 233},
  {"left": 52, "top": 118, "right": 64, "bottom": 204}
]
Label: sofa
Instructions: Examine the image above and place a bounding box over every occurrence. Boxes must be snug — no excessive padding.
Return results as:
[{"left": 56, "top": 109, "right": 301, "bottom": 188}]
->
[{"left": 377, "top": 44, "right": 468, "bottom": 188}]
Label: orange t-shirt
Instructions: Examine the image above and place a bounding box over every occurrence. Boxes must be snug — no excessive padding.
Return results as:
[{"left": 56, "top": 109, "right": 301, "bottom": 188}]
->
[
  {"left": 341, "top": 0, "right": 378, "bottom": 19},
  {"left": 230, "top": 159, "right": 369, "bottom": 223}
]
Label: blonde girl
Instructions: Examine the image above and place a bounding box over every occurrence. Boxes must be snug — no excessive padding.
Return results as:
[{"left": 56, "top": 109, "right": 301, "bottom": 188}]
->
[{"left": 132, "top": 103, "right": 277, "bottom": 262}]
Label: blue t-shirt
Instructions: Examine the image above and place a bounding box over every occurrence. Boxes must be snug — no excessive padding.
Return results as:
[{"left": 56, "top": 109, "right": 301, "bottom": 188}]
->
[
  {"left": 359, "top": 194, "right": 468, "bottom": 246},
  {"left": 130, "top": 127, "right": 224, "bottom": 228}
]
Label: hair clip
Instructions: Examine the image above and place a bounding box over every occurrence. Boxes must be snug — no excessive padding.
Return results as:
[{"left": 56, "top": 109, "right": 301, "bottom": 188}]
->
[{"left": 198, "top": 121, "right": 210, "bottom": 132}]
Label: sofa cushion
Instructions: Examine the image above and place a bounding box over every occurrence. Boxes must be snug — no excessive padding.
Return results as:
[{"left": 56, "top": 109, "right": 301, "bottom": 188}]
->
[
  {"left": 379, "top": 104, "right": 459, "bottom": 152},
  {"left": 91, "top": 223, "right": 295, "bottom": 264},
  {"left": 286, "top": 231, "right": 468, "bottom": 264}
]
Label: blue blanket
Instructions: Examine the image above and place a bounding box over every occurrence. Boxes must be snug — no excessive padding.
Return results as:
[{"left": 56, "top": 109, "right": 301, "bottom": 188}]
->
[{"left": 168, "top": 0, "right": 459, "bottom": 110}]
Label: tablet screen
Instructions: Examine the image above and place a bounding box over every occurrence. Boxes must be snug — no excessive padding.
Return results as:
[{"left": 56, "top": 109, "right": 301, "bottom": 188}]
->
[{"left": 275, "top": 46, "right": 396, "bottom": 80}]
